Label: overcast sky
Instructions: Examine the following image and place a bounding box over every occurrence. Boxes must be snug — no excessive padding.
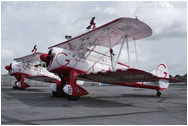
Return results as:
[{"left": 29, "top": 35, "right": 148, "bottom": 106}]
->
[{"left": 1, "top": 1, "right": 187, "bottom": 76}]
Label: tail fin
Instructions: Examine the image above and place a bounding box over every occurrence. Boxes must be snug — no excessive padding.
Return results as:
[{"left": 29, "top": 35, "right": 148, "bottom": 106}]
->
[
  {"left": 151, "top": 61, "right": 169, "bottom": 78},
  {"left": 152, "top": 62, "right": 170, "bottom": 89}
]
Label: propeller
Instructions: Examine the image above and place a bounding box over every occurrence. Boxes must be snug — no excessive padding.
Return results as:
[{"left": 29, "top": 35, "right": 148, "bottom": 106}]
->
[
  {"left": 5, "top": 63, "right": 12, "bottom": 71},
  {"left": 40, "top": 54, "right": 54, "bottom": 63},
  {"left": 47, "top": 50, "right": 55, "bottom": 60},
  {"left": 40, "top": 50, "right": 55, "bottom": 67}
]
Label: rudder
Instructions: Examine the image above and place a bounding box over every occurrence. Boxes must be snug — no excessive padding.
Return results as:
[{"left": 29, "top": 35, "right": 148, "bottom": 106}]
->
[{"left": 152, "top": 62, "right": 170, "bottom": 89}]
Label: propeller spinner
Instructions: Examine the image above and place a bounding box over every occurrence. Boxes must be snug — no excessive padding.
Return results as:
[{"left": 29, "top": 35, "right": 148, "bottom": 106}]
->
[
  {"left": 5, "top": 63, "right": 12, "bottom": 71},
  {"left": 40, "top": 50, "right": 55, "bottom": 67}
]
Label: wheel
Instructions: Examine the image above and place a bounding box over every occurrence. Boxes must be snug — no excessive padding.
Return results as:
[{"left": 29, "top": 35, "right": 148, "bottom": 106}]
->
[
  {"left": 13, "top": 86, "right": 19, "bottom": 89},
  {"left": 19, "top": 88, "right": 25, "bottom": 90},
  {"left": 66, "top": 94, "right": 80, "bottom": 101},
  {"left": 156, "top": 92, "right": 162, "bottom": 97},
  {"left": 52, "top": 91, "right": 65, "bottom": 97}
]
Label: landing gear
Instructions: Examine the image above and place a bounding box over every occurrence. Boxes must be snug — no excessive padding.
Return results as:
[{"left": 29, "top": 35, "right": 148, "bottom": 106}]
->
[
  {"left": 50, "top": 83, "right": 66, "bottom": 97},
  {"left": 12, "top": 76, "right": 30, "bottom": 90},
  {"left": 12, "top": 81, "right": 26, "bottom": 90},
  {"left": 66, "top": 95, "right": 80, "bottom": 101},
  {"left": 51, "top": 74, "right": 69, "bottom": 98},
  {"left": 156, "top": 90, "right": 162, "bottom": 97},
  {"left": 51, "top": 91, "right": 80, "bottom": 100},
  {"left": 19, "top": 88, "right": 26, "bottom": 90},
  {"left": 12, "top": 86, "right": 19, "bottom": 89},
  {"left": 52, "top": 71, "right": 88, "bottom": 100},
  {"left": 12, "top": 86, "right": 25, "bottom": 90},
  {"left": 52, "top": 91, "right": 65, "bottom": 97}
]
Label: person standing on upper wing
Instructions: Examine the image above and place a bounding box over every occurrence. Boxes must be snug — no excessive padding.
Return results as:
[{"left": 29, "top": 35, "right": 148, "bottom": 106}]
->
[{"left": 86, "top": 17, "right": 96, "bottom": 30}]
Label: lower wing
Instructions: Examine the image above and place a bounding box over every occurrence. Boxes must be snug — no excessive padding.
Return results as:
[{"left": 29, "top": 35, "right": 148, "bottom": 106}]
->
[
  {"left": 28, "top": 75, "right": 60, "bottom": 83},
  {"left": 78, "top": 68, "right": 182, "bottom": 83}
]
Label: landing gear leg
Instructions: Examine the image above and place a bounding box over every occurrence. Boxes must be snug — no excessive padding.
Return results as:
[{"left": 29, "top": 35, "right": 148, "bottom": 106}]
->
[
  {"left": 51, "top": 74, "right": 69, "bottom": 98},
  {"left": 63, "top": 70, "right": 88, "bottom": 101},
  {"left": 50, "top": 83, "right": 66, "bottom": 97},
  {"left": 12, "top": 76, "right": 21, "bottom": 89},
  {"left": 66, "top": 70, "right": 81, "bottom": 101},
  {"left": 156, "top": 89, "right": 162, "bottom": 97}
]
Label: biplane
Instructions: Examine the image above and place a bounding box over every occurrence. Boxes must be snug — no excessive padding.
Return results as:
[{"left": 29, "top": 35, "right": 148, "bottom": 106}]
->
[
  {"left": 39, "top": 17, "right": 181, "bottom": 100},
  {"left": 5, "top": 47, "right": 61, "bottom": 91}
]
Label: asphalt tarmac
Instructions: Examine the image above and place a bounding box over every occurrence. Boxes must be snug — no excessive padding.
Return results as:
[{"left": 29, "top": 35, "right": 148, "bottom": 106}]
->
[{"left": 1, "top": 84, "right": 187, "bottom": 125}]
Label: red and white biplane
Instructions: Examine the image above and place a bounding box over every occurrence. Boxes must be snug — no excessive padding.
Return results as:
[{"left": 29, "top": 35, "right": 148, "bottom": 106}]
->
[
  {"left": 40, "top": 17, "right": 181, "bottom": 100},
  {"left": 5, "top": 47, "right": 61, "bottom": 91}
]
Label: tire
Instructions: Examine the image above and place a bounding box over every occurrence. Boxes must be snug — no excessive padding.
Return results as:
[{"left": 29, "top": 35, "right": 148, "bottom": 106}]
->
[
  {"left": 66, "top": 95, "right": 80, "bottom": 101},
  {"left": 19, "top": 88, "right": 25, "bottom": 90},
  {"left": 156, "top": 92, "right": 162, "bottom": 97},
  {"left": 13, "top": 86, "right": 19, "bottom": 89},
  {"left": 52, "top": 91, "right": 65, "bottom": 97}
]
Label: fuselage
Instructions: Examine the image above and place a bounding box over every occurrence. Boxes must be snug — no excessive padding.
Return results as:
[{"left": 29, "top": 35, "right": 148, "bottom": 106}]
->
[
  {"left": 40, "top": 47, "right": 170, "bottom": 91},
  {"left": 43, "top": 47, "right": 128, "bottom": 75}
]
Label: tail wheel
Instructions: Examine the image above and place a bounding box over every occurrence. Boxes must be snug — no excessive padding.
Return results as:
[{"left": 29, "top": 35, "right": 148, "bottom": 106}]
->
[
  {"left": 66, "top": 94, "right": 80, "bottom": 101},
  {"left": 156, "top": 91, "right": 162, "bottom": 97}
]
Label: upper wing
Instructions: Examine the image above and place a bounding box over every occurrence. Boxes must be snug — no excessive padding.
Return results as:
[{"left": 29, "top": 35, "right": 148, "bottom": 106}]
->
[
  {"left": 14, "top": 52, "right": 43, "bottom": 63},
  {"left": 78, "top": 68, "right": 182, "bottom": 83},
  {"left": 49, "top": 17, "right": 152, "bottom": 53}
]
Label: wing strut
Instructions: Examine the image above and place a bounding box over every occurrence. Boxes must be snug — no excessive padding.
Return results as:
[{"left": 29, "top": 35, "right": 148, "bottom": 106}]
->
[
  {"left": 126, "top": 37, "right": 131, "bottom": 67},
  {"left": 67, "top": 43, "right": 70, "bottom": 51},
  {"left": 114, "top": 36, "right": 126, "bottom": 69},
  {"left": 85, "top": 29, "right": 106, "bottom": 60},
  {"left": 73, "top": 40, "right": 81, "bottom": 57},
  {"left": 74, "top": 30, "right": 106, "bottom": 69},
  {"left": 86, "top": 37, "right": 123, "bottom": 73},
  {"left": 134, "top": 39, "right": 138, "bottom": 68},
  {"left": 73, "top": 39, "right": 85, "bottom": 68},
  {"left": 107, "top": 28, "right": 114, "bottom": 69}
]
